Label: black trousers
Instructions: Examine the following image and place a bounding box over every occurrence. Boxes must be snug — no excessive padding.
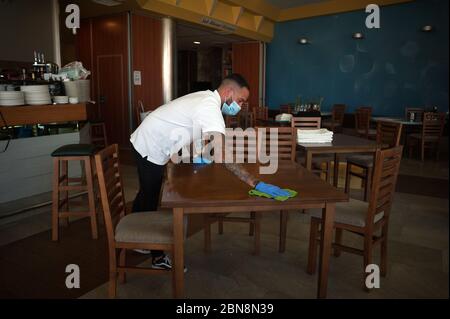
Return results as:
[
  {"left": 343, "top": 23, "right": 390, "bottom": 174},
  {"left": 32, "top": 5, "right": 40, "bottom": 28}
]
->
[{"left": 132, "top": 146, "right": 165, "bottom": 258}]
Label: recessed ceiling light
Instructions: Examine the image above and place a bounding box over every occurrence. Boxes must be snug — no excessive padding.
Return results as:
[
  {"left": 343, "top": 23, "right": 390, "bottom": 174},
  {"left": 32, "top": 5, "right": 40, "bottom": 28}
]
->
[
  {"left": 421, "top": 25, "right": 434, "bottom": 32},
  {"left": 193, "top": 41, "right": 201, "bottom": 45},
  {"left": 298, "top": 37, "right": 310, "bottom": 45}
]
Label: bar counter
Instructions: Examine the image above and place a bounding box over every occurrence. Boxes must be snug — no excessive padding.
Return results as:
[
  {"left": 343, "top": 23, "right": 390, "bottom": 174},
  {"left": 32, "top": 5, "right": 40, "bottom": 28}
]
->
[{"left": 0, "top": 102, "right": 94, "bottom": 126}]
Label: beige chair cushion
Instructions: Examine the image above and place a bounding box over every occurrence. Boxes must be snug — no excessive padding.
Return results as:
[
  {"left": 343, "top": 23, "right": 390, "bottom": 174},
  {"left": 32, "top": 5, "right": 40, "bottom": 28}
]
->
[
  {"left": 347, "top": 155, "right": 373, "bottom": 167},
  {"left": 308, "top": 199, "right": 384, "bottom": 227},
  {"left": 115, "top": 211, "right": 173, "bottom": 244}
]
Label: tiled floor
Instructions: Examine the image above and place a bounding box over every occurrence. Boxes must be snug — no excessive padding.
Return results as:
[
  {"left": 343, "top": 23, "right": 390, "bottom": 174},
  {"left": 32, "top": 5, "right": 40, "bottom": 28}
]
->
[{"left": 0, "top": 154, "right": 448, "bottom": 299}]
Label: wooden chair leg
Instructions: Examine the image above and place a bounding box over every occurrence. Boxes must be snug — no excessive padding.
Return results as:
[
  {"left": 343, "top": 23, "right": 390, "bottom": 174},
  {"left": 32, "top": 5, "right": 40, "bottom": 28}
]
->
[
  {"left": 334, "top": 228, "right": 343, "bottom": 257},
  {"left": 380, "top": 224, "right": 389, "bottom": 277},
  {"left": 61, "top": 160, "right": 70, "bottom": 228},
  {"left": 52, "top": 158, "right": 60, "bottom": 242},
  {"left": 364, "top": 167, "right": 372, "bottom": 202},
  {"left": 253, "top": 213, "right": 261, "bottom": 256},
  {"left": 344, "top": 162, "right": 351, "bottom": 194},
  {"left": 204, "top": 215, "right": 211, "bottom": 253},
  {"left": 108, "top": 267, "right": 117, "bottom": 299},
  {"left": 118, "top": 249, "right": 127, "bottom": 284},
  {"left": 218, "top": 218, "right": 224, "bottom": 235},
  {"left": 435, "top": 143, "right": 440, "bottom": 161},
  {"left": 249, "top": 212, "right": 255, "bottom": 236},
  {"left": 363, "top": 237, "right": 374, "bottom": 292},
  {"left": 327, "top": 162, "right": 332, "bottom": 184},
  {"left": 307, "top": 218, "right": 319, "bottom": 275},
  {"left": 84, "top": 157, "right": 98, "bottom": 240},
  {"left": 420, "top": 142, "right": 425, "bottom": 161},
  {"left": 279, "top": 210, "right": 288, "bottom": 253}
]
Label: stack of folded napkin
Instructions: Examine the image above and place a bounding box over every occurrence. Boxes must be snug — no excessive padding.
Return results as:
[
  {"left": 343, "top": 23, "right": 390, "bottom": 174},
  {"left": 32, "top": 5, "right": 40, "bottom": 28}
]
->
[
  {"left": 275, "top": 113, "right": 293, "bottom": 122},
  {"left": 297, "top": 128, "right": 333, "bottom": 143}
]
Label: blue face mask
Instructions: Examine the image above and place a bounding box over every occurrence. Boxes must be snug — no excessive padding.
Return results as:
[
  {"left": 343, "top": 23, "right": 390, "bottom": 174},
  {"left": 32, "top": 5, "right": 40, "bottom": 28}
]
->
[{"left": 222, "top": 100, "right": 241, "bottom": 116}]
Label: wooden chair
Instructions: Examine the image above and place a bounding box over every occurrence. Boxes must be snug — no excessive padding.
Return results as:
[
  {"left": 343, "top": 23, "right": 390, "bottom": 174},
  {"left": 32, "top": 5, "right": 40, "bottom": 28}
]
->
[
  {"left": 405, "top": 107, "right": 424, "bottom": 122},
  {"left": 257, "top": 127, "right": 297, "bottom": 253},
  {"left": 253, "top": 106, "right": 268, "bottom": 126},
  {"left": 292, "top": 117, "right": 321, "bottom": 129},
  {"left": 292, "top": 117, "right": 333, "bottom": 183},
  {"left": 225, "top": 115, "right": 239, "bottom": 128},
  {"left": 322, "top": 104, "right": 346, "bottom": 132},
  {"left": 355, "top": 107, "right": 376, "bottom": 139},
  {"left": 204, "top": 130, "right": 261, "bottom": 254},
  {"left": 307, "top": 146, "right": 403, "bottom": 289},
  {"left": 345, "top": 121, "right": 403, "bottom": 201},
  {"left": 95, "top": 144, "right": 175, "bottom": 298},
  {"left": 280, "top": 104, "right": 292, "bottom": 114},
  {"left": 90, "top": 121, "right": 108, "bottom": 149},
  {"left": 407, "top": 112, "right": 445, "bottom": 161}
]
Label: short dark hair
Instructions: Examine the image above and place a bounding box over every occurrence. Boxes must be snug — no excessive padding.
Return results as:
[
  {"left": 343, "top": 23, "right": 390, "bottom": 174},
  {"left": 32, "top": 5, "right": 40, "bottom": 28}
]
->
[{"left": 222, "top": 73, "right": 250, "bottom": 90}]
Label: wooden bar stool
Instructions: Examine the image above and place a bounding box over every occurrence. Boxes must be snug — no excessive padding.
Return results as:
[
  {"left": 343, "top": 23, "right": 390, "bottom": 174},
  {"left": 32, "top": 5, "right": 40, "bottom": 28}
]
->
[{"left": 51, "top": 144, "right": 99, "bottom": 241}]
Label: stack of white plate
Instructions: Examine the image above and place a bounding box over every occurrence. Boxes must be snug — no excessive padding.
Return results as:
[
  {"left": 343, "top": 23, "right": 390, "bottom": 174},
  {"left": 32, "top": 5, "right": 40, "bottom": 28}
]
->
[
  {"left": 0, "top": 91, "right": 25, "bottom": 106},
  {"left": 53, "top": 96, "right": 69, "bottom": 104},
  {"left": 21, "top": 85, "right": 52, "bottom": 105}
]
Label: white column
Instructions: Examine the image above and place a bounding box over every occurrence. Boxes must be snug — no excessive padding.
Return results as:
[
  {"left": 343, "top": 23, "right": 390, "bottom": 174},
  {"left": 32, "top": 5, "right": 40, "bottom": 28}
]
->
[{"left": 162, "top": 17, "right": 176, "bottom": 103}]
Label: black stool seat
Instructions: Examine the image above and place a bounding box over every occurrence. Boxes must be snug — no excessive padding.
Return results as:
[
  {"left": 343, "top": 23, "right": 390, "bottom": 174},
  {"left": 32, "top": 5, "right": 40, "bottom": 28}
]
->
[{"left": 51, "top": 144, "right": 97, "bottom": 157}]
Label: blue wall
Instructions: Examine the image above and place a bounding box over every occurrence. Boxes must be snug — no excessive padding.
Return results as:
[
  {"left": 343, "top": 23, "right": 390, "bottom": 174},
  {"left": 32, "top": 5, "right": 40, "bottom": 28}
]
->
[{"left": 266, "top": 0, "right": 449, "bottom": 116}]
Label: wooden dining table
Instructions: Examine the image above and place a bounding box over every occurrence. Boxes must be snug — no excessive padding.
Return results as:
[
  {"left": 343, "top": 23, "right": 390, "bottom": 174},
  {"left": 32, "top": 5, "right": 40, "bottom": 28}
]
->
[
  {"left": 372, "top": 117, "right": 422, "bottom": 126},
  {"left": 297, "top": 134, "right": 383, "bottom": 187},
  {"left": 161, "top": 162, "right": 348, "bottom": 299}
]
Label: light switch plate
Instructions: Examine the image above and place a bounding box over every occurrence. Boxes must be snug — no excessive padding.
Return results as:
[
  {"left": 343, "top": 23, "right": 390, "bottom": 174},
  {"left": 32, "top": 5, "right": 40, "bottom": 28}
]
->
[{"left": 133, "top": 71, "right": 142, "bottom": 86}]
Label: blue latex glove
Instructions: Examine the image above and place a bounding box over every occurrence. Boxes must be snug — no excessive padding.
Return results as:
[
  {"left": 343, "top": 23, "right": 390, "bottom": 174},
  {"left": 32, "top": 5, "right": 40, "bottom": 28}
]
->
[
  {"left": 193, "top": 156, "right": 212, "bottom": 164},
  {"left": 255, "top": 182, "right": 291, "bottom": 197}
]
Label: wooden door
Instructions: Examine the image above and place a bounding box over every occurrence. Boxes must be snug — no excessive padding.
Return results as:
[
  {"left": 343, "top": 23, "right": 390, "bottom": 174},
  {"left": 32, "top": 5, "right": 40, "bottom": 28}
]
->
[
  {"left": 91, "top": 13, "right": 129, "bottom": 147},
  {"left": 97, "top": 55, "right": 127, "bottom": 146},
  {"left": 232, "top": 42, "right": 262, "bottom": 109}
]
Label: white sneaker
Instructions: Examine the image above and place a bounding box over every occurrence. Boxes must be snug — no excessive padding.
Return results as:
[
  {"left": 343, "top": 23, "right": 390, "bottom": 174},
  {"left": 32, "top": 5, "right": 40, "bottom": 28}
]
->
[{"left": 152, "top": 254, "right": 188, "bottom": 273}]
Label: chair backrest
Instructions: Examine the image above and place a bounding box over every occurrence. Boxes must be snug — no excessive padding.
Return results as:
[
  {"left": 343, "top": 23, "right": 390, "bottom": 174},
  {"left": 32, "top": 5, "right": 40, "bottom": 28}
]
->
[
  {"left": 253, "top": 106, "right": 268, "bottom": 121},
  {"left": 422, "top": 112, "right": 445, "bottom": 141},
  {"left": 94, "top": 144, "right": 126, "bottom": 248},
  {"left": 376, "top": 121, "right": 403, "bottom": 147},
  {"left": 224, "top": 129, "right": 258, "bottom": 163},
  {"left": 405, "top": 108, "right": 424, "bottom": 121},
  {"left": 366, "top": 145, "right": 403, "bottom": 228},
  {"left": 280, "top": 104, "right": 292, "bottom": 114},
  {"left": 355, "top": 107, "right": 372, "bottom": 134},
  {"left": 292, "top": 117, "right": 321, "bottom": 129},
  {"left": 225, "top": 115, "right": 239, "bottom": 128},
  {"left": 257, "top": 127, "right": 296, "bottom": 163},
  {"left": 332, "top": 104, "right": 346, "bottom": 124}
]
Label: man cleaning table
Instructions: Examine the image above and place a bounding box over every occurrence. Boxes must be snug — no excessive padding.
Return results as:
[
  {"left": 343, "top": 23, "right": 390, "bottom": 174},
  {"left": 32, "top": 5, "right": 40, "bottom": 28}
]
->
[{"left": 130, "top": 74, "right": 290, "bottom": 270}]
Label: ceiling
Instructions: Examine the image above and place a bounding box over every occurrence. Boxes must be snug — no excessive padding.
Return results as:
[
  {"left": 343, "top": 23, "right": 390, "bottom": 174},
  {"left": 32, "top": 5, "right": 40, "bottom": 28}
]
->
[
  {"left": 264, "top": 0, "right": 330, "bottom": 9},
  {"left": 176, "top": 21, "right": 247, "bottom": 51}
]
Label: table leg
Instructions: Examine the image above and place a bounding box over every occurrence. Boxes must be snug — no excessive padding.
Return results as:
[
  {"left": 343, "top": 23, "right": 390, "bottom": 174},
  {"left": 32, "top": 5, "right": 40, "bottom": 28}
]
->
[
  {"left": 305, "top": 151, "right": 313, "bottom": 171},
  {"left": 173, "top": 207, "right": 184, "bottom": 298},
  {"left": 317, "top": 203, "right": 335, "bottom": 299},
  {"left": 333, "top": 153, "right": 339, "bottom": 187}
]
